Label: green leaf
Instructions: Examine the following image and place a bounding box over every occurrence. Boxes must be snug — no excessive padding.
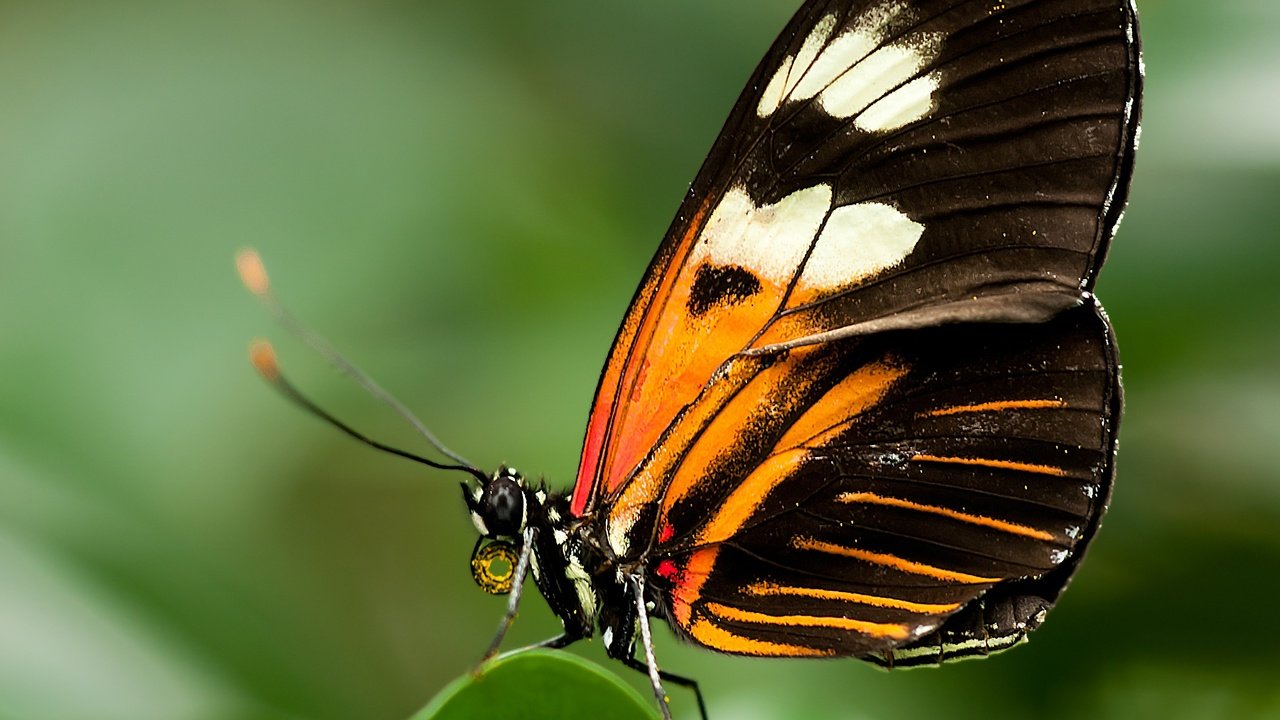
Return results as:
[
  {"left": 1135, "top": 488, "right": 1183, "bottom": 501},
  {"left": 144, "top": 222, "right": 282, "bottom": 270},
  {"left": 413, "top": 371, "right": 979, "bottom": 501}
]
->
[{"left": 413, "top": 650, "right": 658, "bottom": 720}]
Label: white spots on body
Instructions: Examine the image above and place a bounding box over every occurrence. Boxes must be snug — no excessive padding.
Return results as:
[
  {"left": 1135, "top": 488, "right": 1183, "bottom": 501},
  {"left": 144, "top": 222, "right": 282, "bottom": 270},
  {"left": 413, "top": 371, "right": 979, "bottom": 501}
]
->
[
  {"left": 553, "top": 528, "right": 569, "bottom": 545},
  {"left": 798, "top": 202, "right": 924, "bottom": 291},
  {"left": 608, "top": 514, "right": 632, "bottom": 558},
  {"left": 603, "top": 626, "right": 614, "bottom": 649},
  {"left": 565, "top": 553, "right": 598, "bottom": 624}
]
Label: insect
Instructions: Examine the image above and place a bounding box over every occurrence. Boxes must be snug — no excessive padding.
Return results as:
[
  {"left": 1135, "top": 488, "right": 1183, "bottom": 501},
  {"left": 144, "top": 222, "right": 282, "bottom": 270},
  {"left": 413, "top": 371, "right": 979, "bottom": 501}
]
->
[{"left": 241, "top": 0, "right": 1141, "bottom": 717}]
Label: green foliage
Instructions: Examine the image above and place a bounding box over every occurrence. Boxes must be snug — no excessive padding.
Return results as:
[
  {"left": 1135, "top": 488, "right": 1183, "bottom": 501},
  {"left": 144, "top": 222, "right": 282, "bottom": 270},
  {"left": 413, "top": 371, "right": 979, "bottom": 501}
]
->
[{"left": 414, "top": 651, "right": 656, "bottom": 720}]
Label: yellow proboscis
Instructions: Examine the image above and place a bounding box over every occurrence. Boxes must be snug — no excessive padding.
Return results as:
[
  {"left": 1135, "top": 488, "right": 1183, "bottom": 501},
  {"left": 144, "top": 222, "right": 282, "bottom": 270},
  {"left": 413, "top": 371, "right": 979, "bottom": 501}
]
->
[{"left": 471, "top": 541, "right": 518, "bottom": 595}]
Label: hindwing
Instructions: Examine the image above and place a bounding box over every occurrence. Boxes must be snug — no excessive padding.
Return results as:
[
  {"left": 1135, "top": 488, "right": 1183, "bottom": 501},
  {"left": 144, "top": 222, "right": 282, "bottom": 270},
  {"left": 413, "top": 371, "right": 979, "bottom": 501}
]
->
[{"left": 640, "top": 302, "right": 1120, "bottom": 658}]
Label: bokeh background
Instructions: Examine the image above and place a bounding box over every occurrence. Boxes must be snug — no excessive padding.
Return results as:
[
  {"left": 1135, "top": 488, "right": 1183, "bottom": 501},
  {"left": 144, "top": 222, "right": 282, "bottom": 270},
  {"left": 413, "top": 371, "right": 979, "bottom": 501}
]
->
[{"left": 2, "top": 0, "right": 1277, "bottom": 718}]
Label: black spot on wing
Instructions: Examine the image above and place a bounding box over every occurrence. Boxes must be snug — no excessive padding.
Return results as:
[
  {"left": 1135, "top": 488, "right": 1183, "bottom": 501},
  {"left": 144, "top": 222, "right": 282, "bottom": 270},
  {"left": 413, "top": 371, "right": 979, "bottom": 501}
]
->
[{"left": 688, "top": 264, "right": 764, "bottom": 317}]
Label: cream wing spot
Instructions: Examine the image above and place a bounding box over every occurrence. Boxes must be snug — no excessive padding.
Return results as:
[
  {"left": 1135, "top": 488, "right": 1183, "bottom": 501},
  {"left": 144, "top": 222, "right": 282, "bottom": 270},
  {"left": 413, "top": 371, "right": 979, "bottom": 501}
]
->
[
  {"left": 797, "top": 202, "right": 923, "bottom": 293},
  {"left": 757, "top": 54, "right": 793, "bottom": 118},
  {"left": 818, "top": 35, "right": 940, "bottom": 121},
  {"left": 693, "top": 184, "right": 833, "bottom": 287},
  {"left": 785, "top": 13, "right": 838, "bottom": 98},
  {"left": 856, "top": 72, "right": 940, "bottom": 132},
  {"left": 790, "top": 1, "right": 913, "bottom": 103},
  {"left": 791, "top": 28, "right": 879, "bottom": 102}
]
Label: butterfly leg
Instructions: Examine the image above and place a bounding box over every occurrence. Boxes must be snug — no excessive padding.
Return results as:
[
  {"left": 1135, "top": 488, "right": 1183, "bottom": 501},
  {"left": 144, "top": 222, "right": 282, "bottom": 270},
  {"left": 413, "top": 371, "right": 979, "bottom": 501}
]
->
[
  {"left": 480, "top": 526, "right": 537, "bottom": 662},
  {"left": 621, "top": 655, "right": 708, "bottom": 720},
  {"left": 628, "top": 574, "right": 708, "bottom": 720},
  {"left": 629, "top": 574, "right": 674, "bottom": 719}
]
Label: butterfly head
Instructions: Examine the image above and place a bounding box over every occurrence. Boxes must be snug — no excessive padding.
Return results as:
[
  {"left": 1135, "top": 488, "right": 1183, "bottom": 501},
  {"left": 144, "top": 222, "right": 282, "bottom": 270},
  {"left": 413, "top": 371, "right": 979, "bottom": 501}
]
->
[{"left": 463, "top": 465, "right": 530, "bottom": 595}]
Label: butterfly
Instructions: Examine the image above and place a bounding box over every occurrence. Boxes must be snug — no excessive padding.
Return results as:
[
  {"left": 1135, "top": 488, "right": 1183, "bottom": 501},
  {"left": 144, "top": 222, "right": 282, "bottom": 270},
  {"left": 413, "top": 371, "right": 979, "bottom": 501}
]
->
[{"left": 241, "top": 1, "right": 1142, "bottom": 718}]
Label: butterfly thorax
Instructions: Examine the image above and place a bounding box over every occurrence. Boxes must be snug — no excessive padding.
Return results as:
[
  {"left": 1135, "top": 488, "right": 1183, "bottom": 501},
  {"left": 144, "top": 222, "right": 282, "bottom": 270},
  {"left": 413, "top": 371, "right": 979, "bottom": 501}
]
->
[{"left": 464, "top": 467, "right": 640, "bottom": 657}]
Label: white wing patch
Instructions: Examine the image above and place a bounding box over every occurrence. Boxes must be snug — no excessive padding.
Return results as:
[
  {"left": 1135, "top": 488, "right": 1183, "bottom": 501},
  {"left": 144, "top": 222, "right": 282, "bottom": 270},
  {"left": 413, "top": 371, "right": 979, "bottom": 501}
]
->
[
  {"left": 754, "top": 1, "right": 943, "bottom": 132},
  {"left": 692, "top": 184, "right": 833, "bottom": 285},
  {"left": 691, "top": 181, "right": 923, "bottom": 301},
  {"left": 797, "top": 201, "right": 923, "bottom": 294},
  {"left": 757, "top": 54, "right": 794, "bottom": 118},
  {"left": 855, "top": 73, "right": 941, "bottom": 132},
  {"left": 819, "top": 39, "right": 941, "bottom": 126},
  {"left": 757, "top": 13, "right": 838, "bottom": 118}
]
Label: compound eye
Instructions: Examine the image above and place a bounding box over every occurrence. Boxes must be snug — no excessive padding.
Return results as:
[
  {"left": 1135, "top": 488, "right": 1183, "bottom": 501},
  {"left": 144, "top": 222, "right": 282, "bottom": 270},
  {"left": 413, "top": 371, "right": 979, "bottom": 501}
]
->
[
  {"left": 483, "top": 476, "right": 524, "bottom": 536},
  {"left": 470, "top": 540, "right": 518, "bottom": 595}
]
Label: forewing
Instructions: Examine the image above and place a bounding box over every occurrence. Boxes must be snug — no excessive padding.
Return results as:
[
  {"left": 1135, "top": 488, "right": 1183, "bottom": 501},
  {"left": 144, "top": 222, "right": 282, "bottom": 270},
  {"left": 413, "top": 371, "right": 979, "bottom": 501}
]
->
[
  {"left": 572, "top": 0, "right": 1141, "bottom": 516},
  {"left": 641, "top": 303, "right": 1119, "bottom": 657}
]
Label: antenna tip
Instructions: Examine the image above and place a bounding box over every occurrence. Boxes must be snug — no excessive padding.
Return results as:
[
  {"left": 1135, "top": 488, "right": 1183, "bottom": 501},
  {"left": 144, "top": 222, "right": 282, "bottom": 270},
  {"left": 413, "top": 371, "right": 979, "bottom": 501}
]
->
[
  {"left": 249, "top": 339, "right": 280, "bottom": 381},
  {"left": 236, "top": 248, "right": 270, "bottom": 296}
]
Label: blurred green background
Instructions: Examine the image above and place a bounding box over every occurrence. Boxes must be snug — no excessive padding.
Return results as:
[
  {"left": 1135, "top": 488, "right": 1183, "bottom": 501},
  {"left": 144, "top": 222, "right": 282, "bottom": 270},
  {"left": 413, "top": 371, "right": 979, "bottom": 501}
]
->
[{"left": 2, "top": 0, "right": 1277, "bottom": 718}]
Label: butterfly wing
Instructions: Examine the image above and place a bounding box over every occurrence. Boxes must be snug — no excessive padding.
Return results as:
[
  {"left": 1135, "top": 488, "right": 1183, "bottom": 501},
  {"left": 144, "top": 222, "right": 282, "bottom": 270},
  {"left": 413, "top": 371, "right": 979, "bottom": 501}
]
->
[
  {"left": 571, "top": 0, "right": 1141, "bottom": 518},
  {"left": 644, "top": 302, "right": 1119, "bottom": 658}
]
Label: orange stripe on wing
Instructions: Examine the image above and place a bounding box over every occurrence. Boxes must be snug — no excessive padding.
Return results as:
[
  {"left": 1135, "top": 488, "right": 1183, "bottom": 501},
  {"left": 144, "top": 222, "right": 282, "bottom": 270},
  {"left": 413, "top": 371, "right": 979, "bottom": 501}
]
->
[
  {"left": 680, "top": 357, "right": 908, "bottom": 547},
  {"left": 923, "top": 399, "right": 1067, "bottom": 417},
  {"left": 909, "top": 454, "right": 1069, "bottom": 477},
  {"left": 794, "top": 537, "right": 999, "bottom": 584},
  {"left": 670, "top": 546, "right": 719, "bottom": 627},
  {"left": 836, "top": 492, "right": 1056, "bottom": 541},
  {"left": 659, "top": 348, "right": 832, "bottom": 521},
  {"left": 693, "top": 449, "right": 808, "bottom": 546},
  {"left": 776, "top": 359, "right": 908, "bottom": 449},
  {"left": 606, "top": 356, "right": 765, "bottom": 555},
  {"left": 705, "top": 602, "right": 912, "bottom": 640},
  {"left": 744, "top": 581, "right": 962, "bottom": 614},
  {"left": 687, "top": 617, "right": 833, "bottom": 657}
]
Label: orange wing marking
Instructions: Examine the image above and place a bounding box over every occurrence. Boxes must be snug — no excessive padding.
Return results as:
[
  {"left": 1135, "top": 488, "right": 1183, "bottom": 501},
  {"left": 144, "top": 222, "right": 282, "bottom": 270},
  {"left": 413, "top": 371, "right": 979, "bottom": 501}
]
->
[
  {"left": 687, "top": 617, "right": 833, "bottom": 657},
  {"left": 705, "top": 602, "right": 912, "bottom": 640},
  {"left": 660, "top": 348, "right": 835, "bottom": 523},
  {"left": 669, "top": 546, "right": 719, "bottom": 627},
  {"left": 745, "top": 581, "right": 962, "bottom": 614},
  {"left": 837, "top": 492, "right": 1056, "bottom": 541},
  {"left": 909, "top": 454, "right": 1069, "bottom": 477},
  {"left": 924, "top": 399, "right": 1067, "bottom": 417},
  {"left": 694, "top": 449, "right": 808, "bottom": 546},
  {"left": 775, "top": 359, "right": 908, "bottom": 449},
  {"left": 794, "top": 537, "right": 999, "bottom": 584},
  {"left": 607, "top": 356, "right": 767, "bottom": 555},
  {"left": 685, "top": 359, "right": 909, "bottom": 546},
  {"left": 573, "top": 196, "right": 716, "bottom": 516}
]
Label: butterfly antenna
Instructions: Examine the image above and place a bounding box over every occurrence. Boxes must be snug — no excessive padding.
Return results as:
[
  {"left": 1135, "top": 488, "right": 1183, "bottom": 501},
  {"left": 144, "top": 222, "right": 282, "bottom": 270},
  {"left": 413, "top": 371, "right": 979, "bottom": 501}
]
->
[{"left": 237, "top": 248, "right": 486, "bottom": 483}]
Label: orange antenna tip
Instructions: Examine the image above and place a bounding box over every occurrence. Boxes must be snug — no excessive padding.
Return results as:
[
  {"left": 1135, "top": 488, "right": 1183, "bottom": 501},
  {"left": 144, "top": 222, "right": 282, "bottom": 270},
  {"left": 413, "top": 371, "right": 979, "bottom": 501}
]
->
[
  {"left": 236, "top": 248, "right": 271, "bottom": 296},
  {"left": 249, "top": 339, "right": 280, "bottom": 381}
]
